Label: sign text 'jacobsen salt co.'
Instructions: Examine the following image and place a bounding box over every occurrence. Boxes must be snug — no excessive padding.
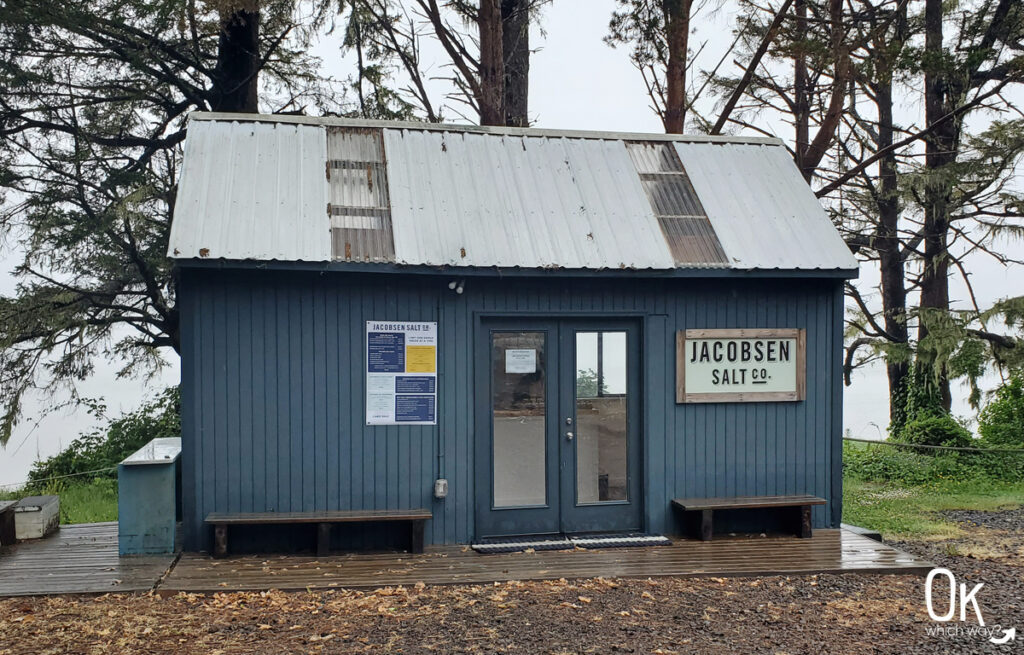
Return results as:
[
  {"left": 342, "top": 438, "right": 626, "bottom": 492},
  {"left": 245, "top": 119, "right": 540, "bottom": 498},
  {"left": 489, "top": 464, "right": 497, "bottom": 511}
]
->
[
  {"left": 366, "top": 321, "right": 437, "bottom": 425},
  {"left": 676, "top": 329, "right": 806, "bottom": 403}
]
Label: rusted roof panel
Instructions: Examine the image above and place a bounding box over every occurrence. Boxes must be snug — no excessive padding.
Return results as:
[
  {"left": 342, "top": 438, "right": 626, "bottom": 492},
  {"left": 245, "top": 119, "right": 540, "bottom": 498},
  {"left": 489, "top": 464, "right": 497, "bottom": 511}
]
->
[
  {"left": 326, "top": 127, "right": 395, "bottom": 263},
  {"left": 625, "top": 142, "right": 728, "bottom": 266}
]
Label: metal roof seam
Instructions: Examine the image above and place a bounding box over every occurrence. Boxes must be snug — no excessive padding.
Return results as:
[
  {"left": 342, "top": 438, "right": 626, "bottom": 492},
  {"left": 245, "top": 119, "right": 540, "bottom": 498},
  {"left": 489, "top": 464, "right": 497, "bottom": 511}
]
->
[{"left": 189, "top": 111, "right": 784, "bottom": 147}]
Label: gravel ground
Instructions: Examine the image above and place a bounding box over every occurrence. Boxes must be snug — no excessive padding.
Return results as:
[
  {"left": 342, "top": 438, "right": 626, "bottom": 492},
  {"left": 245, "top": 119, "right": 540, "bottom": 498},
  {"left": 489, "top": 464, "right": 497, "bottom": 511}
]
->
[{"left": 1, "top": 513, "right": 1022, "bottom": 654}]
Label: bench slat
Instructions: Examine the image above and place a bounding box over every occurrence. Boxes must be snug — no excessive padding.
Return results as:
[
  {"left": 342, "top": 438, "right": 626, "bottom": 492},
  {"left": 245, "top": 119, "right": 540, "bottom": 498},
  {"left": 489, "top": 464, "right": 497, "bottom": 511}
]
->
[
  {"left": 205, "top": 509, "right": 431, "bottom": 525},
  {"left": 672, "top": 495, "right": 825, "bottom": 511}
]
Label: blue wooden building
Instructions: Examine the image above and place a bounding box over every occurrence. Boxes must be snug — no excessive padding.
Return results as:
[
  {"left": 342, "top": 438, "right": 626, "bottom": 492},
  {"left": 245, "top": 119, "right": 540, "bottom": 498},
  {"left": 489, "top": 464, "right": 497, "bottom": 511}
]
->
[{"left": 169, "top": 113, "right": 858, "bottom": 553}]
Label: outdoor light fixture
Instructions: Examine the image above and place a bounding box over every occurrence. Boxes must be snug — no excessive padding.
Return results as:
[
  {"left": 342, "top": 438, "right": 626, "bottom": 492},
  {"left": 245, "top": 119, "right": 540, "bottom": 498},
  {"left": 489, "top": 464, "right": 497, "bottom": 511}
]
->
[{"left": 449, "top": 279, "right": 465, "bottom": 294}]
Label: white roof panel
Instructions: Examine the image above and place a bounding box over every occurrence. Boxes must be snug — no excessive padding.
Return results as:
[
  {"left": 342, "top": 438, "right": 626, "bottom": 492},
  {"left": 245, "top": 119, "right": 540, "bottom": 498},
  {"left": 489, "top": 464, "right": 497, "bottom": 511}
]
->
[
  {"left": 169, "top": 119, "right": 329, "bottom": 261},
  {"left": 383, "top": 129, "right": 675, "bottom": 269},
  {"left": 675, "top": 142, "right": 858, "bottom": 271}
]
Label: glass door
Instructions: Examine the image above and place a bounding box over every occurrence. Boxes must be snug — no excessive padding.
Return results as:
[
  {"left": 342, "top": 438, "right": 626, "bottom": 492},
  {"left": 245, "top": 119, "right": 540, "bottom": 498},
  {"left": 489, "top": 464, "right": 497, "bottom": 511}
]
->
[
  {"left": 475, "top": 318, "right": 641, "bottom": 539},
  {"left": 475, "top": 320, "right": 561, "bottom": 538},
  {"left": 559, "top": 321, "right": 642, "bottom": 534}
]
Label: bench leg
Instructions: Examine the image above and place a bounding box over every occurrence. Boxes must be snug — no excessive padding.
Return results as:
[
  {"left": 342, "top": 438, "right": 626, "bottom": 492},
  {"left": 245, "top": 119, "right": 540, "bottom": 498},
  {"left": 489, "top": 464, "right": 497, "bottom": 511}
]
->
[
  {"left": 410, "top": 520, "right": 425, "bottom": 554},
  {"left": 798, "top": 505, "right": 812, "bottom": 538},
  {"left": 700, "top": 510, "right": 713, "bottom": 541},
  {"left": 213, "top": 524, "right": 228, "bottom": 558},
  {"left": 317, "top": 523, "right": 331, "bottom": 557}
]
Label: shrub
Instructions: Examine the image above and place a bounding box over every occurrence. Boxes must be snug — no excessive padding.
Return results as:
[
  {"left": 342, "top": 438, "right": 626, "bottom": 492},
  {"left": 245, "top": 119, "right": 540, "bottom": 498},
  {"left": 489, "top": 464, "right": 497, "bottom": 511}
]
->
[
  {"left": 978, "top": 375, "right": 1024, "bottom": 448},
  {"left": 843, "top": 442, "right": 932, "bottom": 485},
  {"left": 890, "top": 365, "right": 946, "bottom": 441},
  {"left": 899, "top": 413, "right": 973, "bottom": 448},
  {"left": 843, "top": 441, "right": 1024, "bottom": 485},
  {"left": 27, "top": 387, "right": 180, "bottom": 488}
]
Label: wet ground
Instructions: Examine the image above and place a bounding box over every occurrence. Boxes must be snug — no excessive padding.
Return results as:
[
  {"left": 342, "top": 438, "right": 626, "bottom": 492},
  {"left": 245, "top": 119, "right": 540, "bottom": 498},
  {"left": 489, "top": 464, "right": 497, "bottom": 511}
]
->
[{"left": 1, "top": 511, "right": 1022, "bottom": 654}]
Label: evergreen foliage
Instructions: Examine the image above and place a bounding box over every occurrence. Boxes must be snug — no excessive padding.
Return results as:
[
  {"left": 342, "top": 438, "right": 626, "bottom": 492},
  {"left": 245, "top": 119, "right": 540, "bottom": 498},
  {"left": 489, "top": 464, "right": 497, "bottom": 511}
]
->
[
  {"left": 979, "top": 374, "right": 1024, "bottom": 447},
  {"left": 26, "top": 387, "right": 180, "bottom": 486},
  {"left": 0, "top": 1, "right": 338, "bottom": 445}
]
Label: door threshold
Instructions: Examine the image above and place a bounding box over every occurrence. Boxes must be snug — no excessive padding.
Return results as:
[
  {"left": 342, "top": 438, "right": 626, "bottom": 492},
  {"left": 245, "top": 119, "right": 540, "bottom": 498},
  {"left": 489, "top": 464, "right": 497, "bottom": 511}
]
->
[{"left": 472, "top": 533, "right": 670, "bottom": 554}]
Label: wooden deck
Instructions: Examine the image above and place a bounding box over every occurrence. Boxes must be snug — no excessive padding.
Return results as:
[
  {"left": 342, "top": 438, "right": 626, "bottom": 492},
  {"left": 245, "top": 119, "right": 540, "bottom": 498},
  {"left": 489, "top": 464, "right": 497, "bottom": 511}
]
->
[
  {"left": 0, "top": 523, "right": 933, "bottom": 597},
  {"left": 0, "top": 522, "right": 175, "bottom": 597},
  {"left": 161, "top": 529, "right": 932, "bottom": 594}
]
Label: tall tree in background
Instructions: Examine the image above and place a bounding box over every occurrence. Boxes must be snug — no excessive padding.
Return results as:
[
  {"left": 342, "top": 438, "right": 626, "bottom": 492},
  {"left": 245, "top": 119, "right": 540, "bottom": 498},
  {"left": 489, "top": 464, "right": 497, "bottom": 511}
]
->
[
  {"left": 606, "top": 0, "right": 694, "bottom": 133},
  {"left": 0, "top": 0, "right": 335, "bottom": 444},
  {"left": 915, "top": 0, "right": 1022, "bottom": 410},
  {"left": 817, "top": 0, "right": 1024, "bottom": 429},
  {"left": 631, "top": 0, "right": 1024, "bottom": 426},
  {"left": 710, "top": 0, "right": 853, "bottom": 180},
  {"left": 501, "top": 0, "right": 531, "bottom": 127},
  {"left": 342, "top": 0, "right": 546, "bottom": 125},
  {"left": 215, "top": 1, "right": 263, "bottom": 112}
]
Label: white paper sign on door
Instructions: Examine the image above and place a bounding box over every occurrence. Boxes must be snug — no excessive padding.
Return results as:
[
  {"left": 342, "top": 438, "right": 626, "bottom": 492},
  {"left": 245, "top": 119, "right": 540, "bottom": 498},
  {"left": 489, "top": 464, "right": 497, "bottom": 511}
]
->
[{"left": 505, "top": 349, "right": 537, "bottom": 374}]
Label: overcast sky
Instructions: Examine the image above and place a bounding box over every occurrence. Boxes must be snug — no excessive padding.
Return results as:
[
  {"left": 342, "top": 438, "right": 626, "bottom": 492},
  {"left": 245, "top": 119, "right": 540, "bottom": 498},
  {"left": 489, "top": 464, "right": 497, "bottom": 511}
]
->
[{"left": 1, "top": 0, "right": 1021, "bottom": 486}]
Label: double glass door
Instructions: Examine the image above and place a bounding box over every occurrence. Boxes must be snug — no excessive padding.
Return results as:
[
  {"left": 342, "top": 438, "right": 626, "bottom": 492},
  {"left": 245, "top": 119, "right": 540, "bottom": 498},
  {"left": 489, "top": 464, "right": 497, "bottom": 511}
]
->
[{"left": 475, "top": 319, "right": 641, "bottom": 539}]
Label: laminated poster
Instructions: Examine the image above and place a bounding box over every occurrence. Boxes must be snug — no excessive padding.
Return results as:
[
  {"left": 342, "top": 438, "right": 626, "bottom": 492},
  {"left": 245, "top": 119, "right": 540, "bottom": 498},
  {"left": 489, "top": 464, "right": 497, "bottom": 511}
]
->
[{"left": 366, "top": 321, "right": 437, "bottom": 425}]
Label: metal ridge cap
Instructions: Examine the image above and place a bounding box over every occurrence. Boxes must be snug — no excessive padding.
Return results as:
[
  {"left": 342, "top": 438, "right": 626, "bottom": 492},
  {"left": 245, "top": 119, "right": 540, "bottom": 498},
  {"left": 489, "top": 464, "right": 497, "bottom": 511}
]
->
[{"left": 187, "top": 112, "right": 785, "bottom": 147}]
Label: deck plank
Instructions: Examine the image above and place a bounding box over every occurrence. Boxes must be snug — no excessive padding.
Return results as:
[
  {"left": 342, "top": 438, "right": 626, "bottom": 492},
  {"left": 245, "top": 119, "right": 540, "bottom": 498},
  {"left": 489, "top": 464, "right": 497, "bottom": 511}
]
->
[
  {"left": 0, "top": 524, "right": 933, "bottom": 598},
  {"left": 0, "top": 522, "right": 174, "bottom": 597},
  {"left": 161, "top": 529, "right": 933, "bottom": 594}
]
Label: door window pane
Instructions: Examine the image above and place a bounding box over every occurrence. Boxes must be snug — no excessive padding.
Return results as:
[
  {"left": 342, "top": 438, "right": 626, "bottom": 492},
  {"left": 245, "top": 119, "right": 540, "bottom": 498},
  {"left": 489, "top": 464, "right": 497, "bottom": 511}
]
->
[
  {"left": 575, "top": 331, "right": 628, "bottom": 503},
  {"left": 492, "top": 332, "right": 547, "bottom": 507}
]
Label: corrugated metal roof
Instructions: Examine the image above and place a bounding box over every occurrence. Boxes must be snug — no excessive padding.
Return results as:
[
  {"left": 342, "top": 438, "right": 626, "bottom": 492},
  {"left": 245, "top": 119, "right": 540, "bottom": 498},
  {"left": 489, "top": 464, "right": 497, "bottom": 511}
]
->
[
  {"left": 624, "top": 141, "right": 728, "bottom": 265},
  {"left": 170, "top": 119, "right": 329, "bottom": 261},
  {"left": 675, "top": 142, "right": 858, "bottom": 271},
  {"left": 384, "top": 129, "right": 675, "bottom": 269},
  {"left": 168, "top": 113, "right": 857, "bottom": 273}
]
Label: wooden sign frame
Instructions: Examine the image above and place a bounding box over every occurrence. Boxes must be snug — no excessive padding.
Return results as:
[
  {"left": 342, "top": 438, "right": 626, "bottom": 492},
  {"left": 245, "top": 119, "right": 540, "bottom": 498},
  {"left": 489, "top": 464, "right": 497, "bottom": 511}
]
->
[{"left": 676, "top": 328, "right": 806, "bottom": 403}]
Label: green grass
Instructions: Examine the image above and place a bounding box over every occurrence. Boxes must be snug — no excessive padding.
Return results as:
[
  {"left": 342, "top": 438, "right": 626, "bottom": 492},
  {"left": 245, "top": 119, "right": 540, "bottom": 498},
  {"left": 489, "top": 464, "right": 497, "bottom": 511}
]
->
[
  {"left": 0, "top": 478, "right": 118, "bottom": 525},
  {"left": 842, "top": 476, "right": 1024, "bottom": 540}
]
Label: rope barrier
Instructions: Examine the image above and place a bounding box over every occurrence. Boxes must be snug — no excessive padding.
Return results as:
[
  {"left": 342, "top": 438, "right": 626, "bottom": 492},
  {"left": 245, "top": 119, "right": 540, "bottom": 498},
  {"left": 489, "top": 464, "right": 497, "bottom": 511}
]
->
[
  {"left": 0, "top": 466, "right": 118, "bottom": 491},
  {"left": 843, "top": 436, "right": 1024, "bottom": 454}
]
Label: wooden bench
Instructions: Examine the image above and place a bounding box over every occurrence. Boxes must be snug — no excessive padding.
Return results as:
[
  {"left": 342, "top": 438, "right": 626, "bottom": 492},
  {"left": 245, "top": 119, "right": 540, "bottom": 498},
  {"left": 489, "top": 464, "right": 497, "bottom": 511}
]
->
[
  {"left": 672, "top": 495, "right": 826, "bottom": 541},
  {"left": 0, "top": 500, "right": 15, "bottom": 546},
  {"left": 205, "top": 509, "right": 432, "bottom": 558}
]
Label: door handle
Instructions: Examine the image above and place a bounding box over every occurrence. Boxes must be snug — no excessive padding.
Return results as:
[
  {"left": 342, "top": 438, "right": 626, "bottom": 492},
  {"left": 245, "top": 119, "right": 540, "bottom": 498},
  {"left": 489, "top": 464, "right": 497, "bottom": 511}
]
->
[{"left": 566, "top": 431, "right": 574, "bottom": 441}]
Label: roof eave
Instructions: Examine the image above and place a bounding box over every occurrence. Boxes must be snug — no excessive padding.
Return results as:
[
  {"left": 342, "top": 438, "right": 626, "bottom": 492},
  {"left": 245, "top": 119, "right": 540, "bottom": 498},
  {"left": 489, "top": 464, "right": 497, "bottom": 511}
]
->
[{"left": 171, "top": 258, "right": 859, "bottom": 279}]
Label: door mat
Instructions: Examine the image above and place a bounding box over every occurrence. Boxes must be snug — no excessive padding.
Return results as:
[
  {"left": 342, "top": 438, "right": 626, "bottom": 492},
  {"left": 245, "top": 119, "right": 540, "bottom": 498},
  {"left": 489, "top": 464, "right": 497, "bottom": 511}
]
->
[
  {"left": 472, "top": 534, "right": 670, "bottom": 554},
  {"left": 569, "top": 533, "right": 671, "bottom": 549},
  {"left": 471, "top": 537, "right": 572, "bottom": 554}
]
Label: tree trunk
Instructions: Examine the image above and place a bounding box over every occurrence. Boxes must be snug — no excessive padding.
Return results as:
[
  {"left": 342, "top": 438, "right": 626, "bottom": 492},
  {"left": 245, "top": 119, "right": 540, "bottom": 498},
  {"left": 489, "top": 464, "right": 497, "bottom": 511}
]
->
[
  {"left": 920, "top": 0, "right": 956, "bottom": 410},
  {"left": 478, "top": 0, "right": 505, "bottom": 126},
  {"left": 872, "top": 4, "right": 912, "bottom": 429},
  {"left": 798, "top": 0, "right": 846, "bottom": 180},
  {"left": 792, "top": 0, "right": 809, "bottom": 174},
  {"left": 501, "top": 0, "right": 530, "bottom": 127},
  {"left": 876, "top": 77, "right": 910, "bottom": 427},
  {"left": 213, "top": 1, "right": 260, "bottom": 113},
  {"left": 663, "top": 0, "right": 691, "bottom": 133}
]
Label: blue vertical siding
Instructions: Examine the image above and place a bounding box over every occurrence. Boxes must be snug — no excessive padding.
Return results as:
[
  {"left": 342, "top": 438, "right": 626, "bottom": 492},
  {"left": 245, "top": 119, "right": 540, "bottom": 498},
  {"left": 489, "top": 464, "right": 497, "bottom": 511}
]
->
[{"left": 178, "top": 268, "right": 845, "bottom": 551}]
